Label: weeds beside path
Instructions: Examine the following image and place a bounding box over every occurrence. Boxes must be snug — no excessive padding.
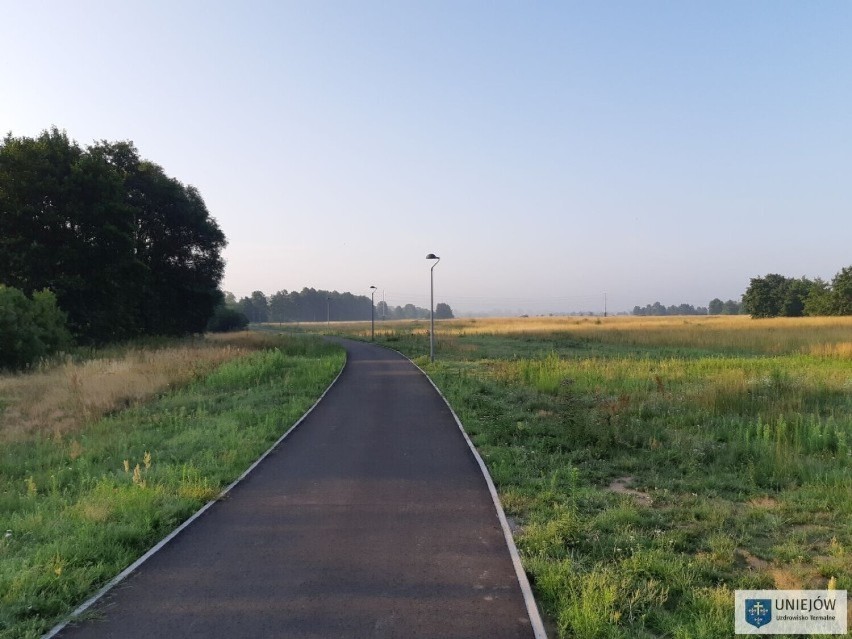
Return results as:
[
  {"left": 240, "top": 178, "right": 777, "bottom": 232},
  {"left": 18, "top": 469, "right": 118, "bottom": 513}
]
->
[{"left": 0, "top": 334, "right": 344, "bottom": 639}]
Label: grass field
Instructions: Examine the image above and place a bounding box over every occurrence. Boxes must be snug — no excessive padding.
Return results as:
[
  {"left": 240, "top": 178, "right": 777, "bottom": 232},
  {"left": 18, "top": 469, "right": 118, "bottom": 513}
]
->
[
  {"left": 0, "top": 333, "right": 344, "bottom": 639},
  {"left": 305, "top": 315, "right": 852, "bottom": 638}
]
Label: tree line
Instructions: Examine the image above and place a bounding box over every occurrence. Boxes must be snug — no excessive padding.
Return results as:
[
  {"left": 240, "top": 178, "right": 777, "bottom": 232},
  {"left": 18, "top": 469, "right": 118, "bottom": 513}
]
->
[
  {"left": 631, "top": 265, "right": 851, "bottom": 319},
  {"left": 632, "top": 302, "right": 711, "bottom": 316},
  {"left": 231, "top": 288, "right": 454, "bottom": 323},
  {"left": 742, "top": 267, "right": 852, "bottom": 318},
  {"left": 0, "top": 128, "right": 225, "bottom": 366}
]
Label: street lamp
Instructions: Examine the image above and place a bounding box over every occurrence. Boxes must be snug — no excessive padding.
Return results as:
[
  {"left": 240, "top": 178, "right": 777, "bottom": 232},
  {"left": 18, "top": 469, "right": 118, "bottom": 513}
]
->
[
  {"left": 369, "top": 286, "right": 377, "bottom": 341},
  {"left": 326, "top": 296, "right": 330, "bottom": 329},
  {"left": 426, "top": 253, "right": 440, "bottom": 362}
]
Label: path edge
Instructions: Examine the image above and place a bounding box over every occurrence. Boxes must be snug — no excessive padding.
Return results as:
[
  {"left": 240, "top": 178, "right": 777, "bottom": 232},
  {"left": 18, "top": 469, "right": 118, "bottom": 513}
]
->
[
  {"left": 42, "top": 349, "right": 349, "bottom": 639},
  {"left": 404, "top": 353, "right": 549, "bottom": 639}
]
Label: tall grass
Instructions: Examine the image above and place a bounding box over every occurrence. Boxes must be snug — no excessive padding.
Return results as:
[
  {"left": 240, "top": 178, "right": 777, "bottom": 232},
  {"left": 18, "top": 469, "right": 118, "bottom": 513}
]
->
[
  {"left": 310, "top": 316, "right": 852, "bottom": 637},
  {"left": 0, "top": 332, "right": 284, "bottom": 442},
  {"left": 0, "top": 334, "right": 344, "bottom": 639},
  {"left": 319, "top": 315, "right": 852, "bottom": 357}
]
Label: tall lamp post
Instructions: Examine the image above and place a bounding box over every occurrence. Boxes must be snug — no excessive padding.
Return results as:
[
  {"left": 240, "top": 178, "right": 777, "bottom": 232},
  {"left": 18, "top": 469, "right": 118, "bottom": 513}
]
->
[
  {"left": 370, "top": 285, "right": 377, "bottom": 341},
  {"left": 426, "top": 253, "right": 440, "bottom": 362}
]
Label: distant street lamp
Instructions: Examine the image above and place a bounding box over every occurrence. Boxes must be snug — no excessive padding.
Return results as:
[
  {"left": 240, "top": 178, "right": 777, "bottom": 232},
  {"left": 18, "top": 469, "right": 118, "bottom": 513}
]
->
[
  {"left": 370, "top": 286, "right": 377, "bottom": 341},
  {"left": 326, "top": 296, "right": 330, "bottom": 328},
  {"left": 426, "top": 253, "right": 440, "bottom": 362}
]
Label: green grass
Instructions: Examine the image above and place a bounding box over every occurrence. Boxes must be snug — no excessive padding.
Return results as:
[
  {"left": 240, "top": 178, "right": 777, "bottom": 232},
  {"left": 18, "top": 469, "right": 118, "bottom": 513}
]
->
[
  {"left": 320, "top": 323, "right": 851, "bottom": 638},
  {"left": 0, "top": 335, "right": 344, "bottom": 639}
]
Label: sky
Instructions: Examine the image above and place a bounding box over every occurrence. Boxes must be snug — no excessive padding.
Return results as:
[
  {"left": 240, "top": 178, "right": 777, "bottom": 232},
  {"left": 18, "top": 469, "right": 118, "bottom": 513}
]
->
[{"left": 2, "top": 1, "right": 850, "bottom": 315}]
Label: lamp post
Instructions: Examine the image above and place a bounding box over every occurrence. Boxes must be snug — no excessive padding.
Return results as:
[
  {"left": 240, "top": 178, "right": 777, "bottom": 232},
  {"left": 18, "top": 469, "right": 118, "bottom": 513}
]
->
[
  {"left": 426, "top": 253, "right": 440, "bottom": 362},
  {"left": 370, "top": 286, "right": 377, "bottom": 341},
  {"left": 326, "top": 296, "right": 330, "bottom": 328}
]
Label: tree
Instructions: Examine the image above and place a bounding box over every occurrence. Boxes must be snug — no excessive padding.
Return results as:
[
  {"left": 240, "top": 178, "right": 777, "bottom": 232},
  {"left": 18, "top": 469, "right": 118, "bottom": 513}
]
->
[
  {"left": 742, "top": 274, "right": 787, "bottom": 318},
  {"left": 101, "top": 143, "right": 226, "bottom": 336},
  {"left": 206, "top": 305, "right": 249, "bottom": 332},
  {"left": 0, "top": 285, "right": 71, "bottom": 369},
  {"left": 722, "top": 299, "right": 742, "bottom": 315},
  {"left": 782, "top": 277, "right": 811, "bottom": 317},
  {"left": 376, "top": 300, "right": 389, "bottom": 320},
  {"left": 435, "top": 302, "right": 454, "bottom": 319},
  {"left": 804, "top": 279, "right": 832, "bottom": 316},
  {"left": 708, "top": 298, "right": 724, "bottom": 315},
  {"left": 743, "top": 274, "right": 812, "bottom": 318},
  {"left": 250, "top": 291, "right": 269, "bottom": 323},
  {"left": 0, "top": 129, "right": 142, "bottom": 342},
  {"left": 831, "top": 266, "right": 852, "bottom": 315},
  {"left": 0, "top": 130, "right": 225, "bottom": 342}
]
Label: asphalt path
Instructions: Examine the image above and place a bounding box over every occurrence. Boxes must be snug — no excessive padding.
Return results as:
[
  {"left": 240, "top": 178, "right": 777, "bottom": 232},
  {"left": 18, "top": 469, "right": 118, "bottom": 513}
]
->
[{"left": 55, "top": 339, "right": 539, "bottom": 638}]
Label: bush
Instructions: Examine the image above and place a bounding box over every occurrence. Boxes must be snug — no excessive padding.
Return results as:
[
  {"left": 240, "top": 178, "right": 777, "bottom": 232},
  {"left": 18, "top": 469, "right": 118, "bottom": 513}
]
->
[
  {"left": 0, "top": 286, "right": 72, "bottom": 369},
  {"left": 206, "top": 305, "right": 249, "bottom": 332}
]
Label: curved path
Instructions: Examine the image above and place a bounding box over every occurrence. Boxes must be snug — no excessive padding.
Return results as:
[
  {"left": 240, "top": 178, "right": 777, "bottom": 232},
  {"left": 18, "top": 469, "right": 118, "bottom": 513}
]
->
[{"left": 55, "top": 339, "right": 541, "bottom": 638}]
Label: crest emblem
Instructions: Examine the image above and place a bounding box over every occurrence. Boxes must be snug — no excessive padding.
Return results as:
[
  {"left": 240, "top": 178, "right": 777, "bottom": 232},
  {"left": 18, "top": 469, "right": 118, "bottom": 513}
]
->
[{"left": 745, "top": 599, "right": 772, "bottom": 628}]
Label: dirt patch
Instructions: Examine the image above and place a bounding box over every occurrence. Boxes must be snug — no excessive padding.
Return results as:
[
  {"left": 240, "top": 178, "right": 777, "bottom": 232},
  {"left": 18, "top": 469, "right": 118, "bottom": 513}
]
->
[
  {"left": 748, "top": 496, "right": 779, "bottom": 509},
  {"left": 738, "top": 549, "right": 769, "bottom": 571},
  {"left": 608, "top": 476, "right": 653, "bottom": 506},
  {"left": 770, "top": 567, "right": 805, "bottom": 589}
]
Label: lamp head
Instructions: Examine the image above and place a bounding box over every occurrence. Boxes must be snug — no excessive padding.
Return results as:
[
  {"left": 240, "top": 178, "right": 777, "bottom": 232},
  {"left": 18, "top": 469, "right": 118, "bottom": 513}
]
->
[{"left": 426, "top": 253, "right": 439, "bottom": 260}]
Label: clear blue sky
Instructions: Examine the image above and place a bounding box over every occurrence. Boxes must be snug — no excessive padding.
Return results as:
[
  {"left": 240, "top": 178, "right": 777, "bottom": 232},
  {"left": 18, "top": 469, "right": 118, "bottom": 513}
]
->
[{"left": 3, "top": 1, "right": 850, "bottom": 314}]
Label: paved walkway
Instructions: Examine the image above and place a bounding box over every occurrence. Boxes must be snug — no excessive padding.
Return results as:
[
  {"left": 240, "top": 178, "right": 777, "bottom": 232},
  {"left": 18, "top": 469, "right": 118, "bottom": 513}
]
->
[{"left": 55, "top": 339, "right": 540, "bottom": 638}]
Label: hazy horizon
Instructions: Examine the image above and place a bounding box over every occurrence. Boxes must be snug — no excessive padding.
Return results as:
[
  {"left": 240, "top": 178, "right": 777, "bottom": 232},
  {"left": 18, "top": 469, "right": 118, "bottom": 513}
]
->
[{"left": 3, "top": 1, "right": 850, "bottom": 316}]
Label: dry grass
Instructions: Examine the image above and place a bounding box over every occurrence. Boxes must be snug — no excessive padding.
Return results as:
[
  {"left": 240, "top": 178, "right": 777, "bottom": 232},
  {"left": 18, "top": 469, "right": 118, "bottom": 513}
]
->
[
  {"left": 0, "top": 332, "right": 281, "bottom": 442},
  {"left": 320, "top": 315, "right": 852, "bottom": 358}
]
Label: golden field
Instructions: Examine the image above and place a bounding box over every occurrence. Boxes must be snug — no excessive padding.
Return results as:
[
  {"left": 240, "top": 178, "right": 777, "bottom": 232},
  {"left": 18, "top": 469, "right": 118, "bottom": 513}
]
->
[
  {"left": 0, "top": 332, "right": 284, "bottom": 442},
  {"left": 317, "top": 314, "right": 852, "bottom": 358}
]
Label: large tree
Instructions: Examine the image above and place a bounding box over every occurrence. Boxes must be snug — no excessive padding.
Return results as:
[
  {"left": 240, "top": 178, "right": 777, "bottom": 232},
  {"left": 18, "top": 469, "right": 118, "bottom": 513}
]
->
[
  {"left": 0, "top": 129, "right": 142, "bottom": 341},
  {"left": 0, "top": 130, "right": 225, "bottom": 342},
  {"left": 95, "top": 141, "right": 226, "bottom": 335}
]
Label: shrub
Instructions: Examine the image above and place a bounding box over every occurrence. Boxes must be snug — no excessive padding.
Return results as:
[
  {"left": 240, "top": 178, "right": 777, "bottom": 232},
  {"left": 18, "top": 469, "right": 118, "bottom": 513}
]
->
[
  {"left": 206, "top": 305, "right": 250, "bottom": 332},
  {"left": 0, "top": 286, "right": 72, "bottom": 369}
]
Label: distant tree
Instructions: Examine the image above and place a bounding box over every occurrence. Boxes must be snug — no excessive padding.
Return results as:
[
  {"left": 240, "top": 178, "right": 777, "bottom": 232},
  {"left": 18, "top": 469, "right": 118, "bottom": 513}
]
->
[
  {"left": 237, "top": 287, "right": 434, "bottom": 322},
  {"left": 435, "top": 302, "right": 454, "bottom": 319},
  {"left": 742, "top": 274, "right": 814, "bottom": 318},
  {"left": 376, "top": 300, "right": 389, "bottom": 320},
  {"left": 268, "top": 290, "right": 290, "bottom": 322},
  {"left": 782, "top": 278, "right": 811, "bottom": 317},
  {"left": 223, "top": 291, "right": 238, "bottom": 309},
  {"left": 722, "top": 299, "right": 742, "bottom": 315},
  {"left": 206, "top": 305, "right": 249, "bottom": 332},
  {"left": 804, "top": 279, "right": 832, "bottom": 316},
  {"left": 237, "top": 297, "right": 253, "bottom": 321},
  {"left": 742, "top": 274, "right": 787, "bottom": 318},
  {"left": 831, "top": 266, "right": 852, "bottom": 315},
  {"left": 250, "top": 291, "right": 269, "bottom": 323},
  {"left": 708, "top": 298, "right": 724, "bottom": 315},
  {"left": 402, "top": 303, "right": 418, "bottom": 319}
]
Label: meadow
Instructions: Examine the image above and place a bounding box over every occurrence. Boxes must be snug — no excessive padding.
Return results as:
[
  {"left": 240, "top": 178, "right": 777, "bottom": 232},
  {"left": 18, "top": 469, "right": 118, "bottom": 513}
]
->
[
  {"left": 0, "top": 333, "right": 344, "bottom": 639},
  {"left": 309, "top": 315, "right": 852, "bottom": 638}
]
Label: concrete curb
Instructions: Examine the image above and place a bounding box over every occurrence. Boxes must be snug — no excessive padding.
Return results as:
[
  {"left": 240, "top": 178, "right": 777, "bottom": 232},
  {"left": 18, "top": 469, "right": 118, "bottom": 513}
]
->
[
  {"left": 401, "top": 351, "right": 549, "bottom": 639},
  {"left": 42, "top": 350, "right": 349, "bottom": 639}
]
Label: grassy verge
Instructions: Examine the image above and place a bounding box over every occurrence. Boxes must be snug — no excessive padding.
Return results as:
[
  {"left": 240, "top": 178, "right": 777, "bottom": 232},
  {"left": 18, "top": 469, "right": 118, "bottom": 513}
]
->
[
  {"left": 307, "top": 317, "right": 851, "bottom": 638},
  {"left": 0, "top": 334, "right": 344, "bottom": 639}
]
